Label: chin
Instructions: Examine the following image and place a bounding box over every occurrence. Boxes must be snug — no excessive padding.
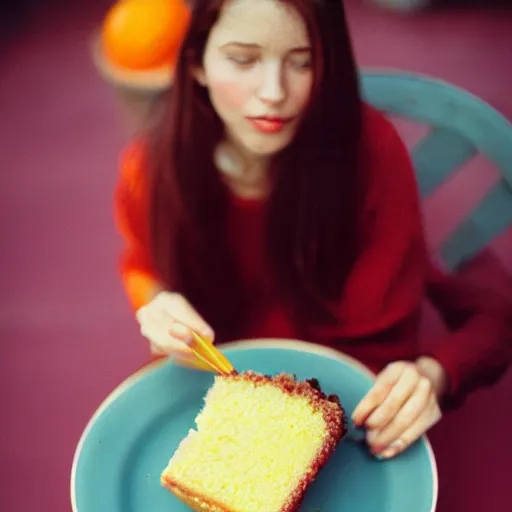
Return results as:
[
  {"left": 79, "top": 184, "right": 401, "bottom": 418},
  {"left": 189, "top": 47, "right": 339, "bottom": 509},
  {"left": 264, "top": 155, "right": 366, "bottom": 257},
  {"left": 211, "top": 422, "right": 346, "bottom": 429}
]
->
[{"left": 242, "top": 133, "right": 295, "bottom": 158}]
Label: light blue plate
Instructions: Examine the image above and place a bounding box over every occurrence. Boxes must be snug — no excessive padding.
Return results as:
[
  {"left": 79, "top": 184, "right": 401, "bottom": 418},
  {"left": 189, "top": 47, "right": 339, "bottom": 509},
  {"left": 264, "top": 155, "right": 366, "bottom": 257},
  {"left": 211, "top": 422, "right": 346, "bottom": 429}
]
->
[{"left": 71, "top": 340, "right": 437, "bottom": 512}]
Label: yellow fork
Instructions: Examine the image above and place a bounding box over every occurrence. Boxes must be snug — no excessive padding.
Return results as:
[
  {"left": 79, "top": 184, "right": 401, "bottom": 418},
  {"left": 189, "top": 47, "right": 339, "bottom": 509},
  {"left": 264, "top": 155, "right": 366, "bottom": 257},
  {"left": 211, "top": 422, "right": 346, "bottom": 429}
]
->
[{"left": 173, "top": 330, "right": 236, "bottom": 376}]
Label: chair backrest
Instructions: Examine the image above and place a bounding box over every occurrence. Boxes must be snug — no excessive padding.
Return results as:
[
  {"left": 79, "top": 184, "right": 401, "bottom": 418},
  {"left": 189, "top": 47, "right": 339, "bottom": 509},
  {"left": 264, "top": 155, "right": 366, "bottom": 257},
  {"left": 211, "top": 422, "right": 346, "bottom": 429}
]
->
[{"left": 360, "top": 70, "right": 512, "bottom": 272}]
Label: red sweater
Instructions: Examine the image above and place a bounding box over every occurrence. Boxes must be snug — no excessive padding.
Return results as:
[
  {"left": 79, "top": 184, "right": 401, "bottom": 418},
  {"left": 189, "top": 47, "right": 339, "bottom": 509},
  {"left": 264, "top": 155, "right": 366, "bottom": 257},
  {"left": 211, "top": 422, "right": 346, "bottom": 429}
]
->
[{"left": 114, "top": 106, "right": 511, "bottom": 409}]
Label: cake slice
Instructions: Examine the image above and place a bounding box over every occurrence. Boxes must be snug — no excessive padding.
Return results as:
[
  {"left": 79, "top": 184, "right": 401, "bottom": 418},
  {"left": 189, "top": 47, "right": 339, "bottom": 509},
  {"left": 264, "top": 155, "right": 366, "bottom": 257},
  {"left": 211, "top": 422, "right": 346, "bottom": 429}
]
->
[{"left": 161, "top": 371, "right": 346, "bottom": 512}]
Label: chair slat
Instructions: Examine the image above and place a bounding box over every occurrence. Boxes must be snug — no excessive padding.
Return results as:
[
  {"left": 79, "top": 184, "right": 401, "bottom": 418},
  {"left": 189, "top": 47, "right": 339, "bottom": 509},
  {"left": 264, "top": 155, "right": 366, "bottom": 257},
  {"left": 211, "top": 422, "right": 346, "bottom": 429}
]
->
[
  {"left": 440, "top": 180, "right": 512, "bottom": 271},
  {"left": 412, "top": 128, "right": 477, "bottom": 197}
]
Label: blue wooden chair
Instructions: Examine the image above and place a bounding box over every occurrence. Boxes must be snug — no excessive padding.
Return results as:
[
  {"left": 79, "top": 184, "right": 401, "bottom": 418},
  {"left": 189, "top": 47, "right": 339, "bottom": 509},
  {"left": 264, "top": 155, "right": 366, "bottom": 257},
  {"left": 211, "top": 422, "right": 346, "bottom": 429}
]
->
[{"left": 360, "top": 70, "right": 512, "bottom": 272}]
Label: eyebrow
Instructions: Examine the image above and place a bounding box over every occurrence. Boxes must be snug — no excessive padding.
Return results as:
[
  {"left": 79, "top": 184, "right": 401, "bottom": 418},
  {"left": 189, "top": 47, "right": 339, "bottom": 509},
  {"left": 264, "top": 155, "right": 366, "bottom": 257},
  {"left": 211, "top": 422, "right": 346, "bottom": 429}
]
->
[{"left": 220, "top": 42, "right": 312, "bottom": 52}]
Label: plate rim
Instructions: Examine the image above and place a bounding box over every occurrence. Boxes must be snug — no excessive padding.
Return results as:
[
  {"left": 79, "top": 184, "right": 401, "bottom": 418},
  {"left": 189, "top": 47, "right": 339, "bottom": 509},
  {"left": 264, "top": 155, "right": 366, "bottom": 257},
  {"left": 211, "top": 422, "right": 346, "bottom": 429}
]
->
[{"left": 70, "top": 338, "right": 438, "bottom": 512}]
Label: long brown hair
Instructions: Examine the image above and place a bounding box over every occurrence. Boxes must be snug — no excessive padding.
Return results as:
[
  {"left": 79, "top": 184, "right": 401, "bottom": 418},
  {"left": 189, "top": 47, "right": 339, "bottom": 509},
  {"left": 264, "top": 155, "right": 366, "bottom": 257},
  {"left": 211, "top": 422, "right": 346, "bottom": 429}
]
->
[{"left": 147, "top": 0, "right": 364, "bottom": 340}]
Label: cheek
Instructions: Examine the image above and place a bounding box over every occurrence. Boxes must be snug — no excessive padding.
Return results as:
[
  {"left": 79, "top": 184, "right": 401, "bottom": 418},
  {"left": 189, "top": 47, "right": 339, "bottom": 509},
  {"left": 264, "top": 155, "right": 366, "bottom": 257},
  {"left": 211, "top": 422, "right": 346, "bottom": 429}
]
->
[
  {"left": 207, "top": 74, "right": 253, "bottom": 113},
  {"left": 203, "top": 63, "right": 253, "bottom": 110}
]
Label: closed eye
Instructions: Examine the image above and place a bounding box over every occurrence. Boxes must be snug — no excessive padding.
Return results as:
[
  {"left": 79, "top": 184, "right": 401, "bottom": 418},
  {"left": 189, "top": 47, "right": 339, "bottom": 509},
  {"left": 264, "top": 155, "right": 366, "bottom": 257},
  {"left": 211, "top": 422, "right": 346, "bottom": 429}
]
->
[
  {"left": 289, "top": 58, "right": 312, "bottom": 71},
  {"left": 226, "top": 55, "right": 258, "bottom": 68},
  {"left": 288, "top": 49, "right": 312, "bottom": 71}
]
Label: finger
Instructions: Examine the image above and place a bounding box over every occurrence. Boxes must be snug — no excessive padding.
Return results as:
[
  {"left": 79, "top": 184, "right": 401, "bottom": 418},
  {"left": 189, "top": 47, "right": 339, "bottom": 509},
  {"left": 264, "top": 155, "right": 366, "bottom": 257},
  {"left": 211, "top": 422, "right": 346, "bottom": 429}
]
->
[
  {"left": 149, "top": 341, "right": 168, "bottom": 356},
  {"left": 149, "top": 340, "right": 193, "bottom": 359},
  {"left": 150, "top": 333, "right": 192, "bottom": 358},
  {"left": 365, "top": 364, "right": 420, "bottom": 430},
  {"left": 140, "top": 309, "right": 193, "bottom": 358},
  {"left": 151, "top": 308, "right": 195, "bottom": 345},
  {"left": 165, "top": 295, "right": 214, "bottom": 340},
  {"left": 367, "top": 376, "right": 432, "bottom": 450},
  {"left": 352, "top": 362, "right": 405, "bottom": 426},
  {"left": 169, "top": 321, "right": 194, "bottom": 343},
  {"left": 377, "top": 395, "right": 442, "bottom": 460}
]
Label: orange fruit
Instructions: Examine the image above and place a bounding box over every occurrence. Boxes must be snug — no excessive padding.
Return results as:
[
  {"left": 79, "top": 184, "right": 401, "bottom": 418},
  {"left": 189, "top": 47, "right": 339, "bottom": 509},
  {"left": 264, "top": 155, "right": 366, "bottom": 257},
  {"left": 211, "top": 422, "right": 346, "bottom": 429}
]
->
[{"left": 101, "top": 0, "right": 190, "bottom": 71}]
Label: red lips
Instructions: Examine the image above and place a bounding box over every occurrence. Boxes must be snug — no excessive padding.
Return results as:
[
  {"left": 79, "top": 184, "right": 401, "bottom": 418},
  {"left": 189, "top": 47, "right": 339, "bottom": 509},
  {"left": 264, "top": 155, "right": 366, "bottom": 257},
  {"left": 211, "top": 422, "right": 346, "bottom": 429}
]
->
[{"left": 247, "top": 116, "right": 293, "bottom": 134}]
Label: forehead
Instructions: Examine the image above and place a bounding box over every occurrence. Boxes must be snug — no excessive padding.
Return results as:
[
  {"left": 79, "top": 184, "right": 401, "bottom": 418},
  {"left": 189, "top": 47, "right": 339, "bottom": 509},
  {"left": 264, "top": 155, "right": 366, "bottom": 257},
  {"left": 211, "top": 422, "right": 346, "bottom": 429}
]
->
[{"left": 208, "top": 0, "right": 310, "bottom": 49}]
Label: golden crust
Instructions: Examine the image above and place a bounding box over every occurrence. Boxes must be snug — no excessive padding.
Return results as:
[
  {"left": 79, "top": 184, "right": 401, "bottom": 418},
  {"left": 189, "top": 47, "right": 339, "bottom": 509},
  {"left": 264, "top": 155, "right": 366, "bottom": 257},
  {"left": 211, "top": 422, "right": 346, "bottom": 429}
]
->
[{"left": 161, "top": 475, "right": 234, "bottom": 512}]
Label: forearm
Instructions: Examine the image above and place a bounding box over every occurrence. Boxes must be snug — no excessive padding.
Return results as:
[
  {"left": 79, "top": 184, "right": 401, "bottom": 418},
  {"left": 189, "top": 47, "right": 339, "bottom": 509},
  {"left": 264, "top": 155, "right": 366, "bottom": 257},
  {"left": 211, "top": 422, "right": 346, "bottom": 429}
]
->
[{"left": 423, "top": 261, "right": 512, "bottom": 409}]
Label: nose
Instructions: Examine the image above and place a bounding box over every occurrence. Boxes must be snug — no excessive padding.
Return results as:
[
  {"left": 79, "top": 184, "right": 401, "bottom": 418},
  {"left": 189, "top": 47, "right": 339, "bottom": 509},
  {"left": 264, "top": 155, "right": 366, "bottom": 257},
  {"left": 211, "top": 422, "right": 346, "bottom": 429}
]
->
[{"left": 258, "top": 62, "right": 286, "bottom": 105}]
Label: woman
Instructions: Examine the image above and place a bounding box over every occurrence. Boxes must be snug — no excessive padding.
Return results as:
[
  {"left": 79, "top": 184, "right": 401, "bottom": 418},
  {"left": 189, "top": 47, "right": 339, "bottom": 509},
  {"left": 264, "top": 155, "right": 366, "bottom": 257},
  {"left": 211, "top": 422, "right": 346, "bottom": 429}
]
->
[{"left": 115, "top": 0, "right": 511, "bottom": 460}]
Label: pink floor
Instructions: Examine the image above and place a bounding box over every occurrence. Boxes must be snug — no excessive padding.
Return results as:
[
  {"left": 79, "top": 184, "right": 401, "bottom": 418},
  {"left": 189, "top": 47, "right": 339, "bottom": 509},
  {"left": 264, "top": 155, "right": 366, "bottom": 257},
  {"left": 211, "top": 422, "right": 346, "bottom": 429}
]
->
[{"left": 1, "top": 1, "right": 511, "bottom": 511}]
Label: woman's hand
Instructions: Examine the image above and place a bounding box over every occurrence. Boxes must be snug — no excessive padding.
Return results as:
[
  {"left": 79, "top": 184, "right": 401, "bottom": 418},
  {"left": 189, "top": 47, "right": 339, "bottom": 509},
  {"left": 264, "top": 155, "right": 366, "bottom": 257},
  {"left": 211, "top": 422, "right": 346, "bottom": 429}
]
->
[
  {"left": 136, "top": 291, "right": 214, "bottom": 361},
  {"left": 351, "top": 358, "right": 448, "bottom": 459}
]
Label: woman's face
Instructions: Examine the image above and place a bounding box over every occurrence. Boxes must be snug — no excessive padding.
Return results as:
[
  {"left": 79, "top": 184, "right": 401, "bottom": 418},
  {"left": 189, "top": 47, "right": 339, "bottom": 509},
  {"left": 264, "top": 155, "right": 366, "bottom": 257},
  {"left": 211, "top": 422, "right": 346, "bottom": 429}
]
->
[{"left": 195, "top": 0, "right": 314, "bottom": 159}]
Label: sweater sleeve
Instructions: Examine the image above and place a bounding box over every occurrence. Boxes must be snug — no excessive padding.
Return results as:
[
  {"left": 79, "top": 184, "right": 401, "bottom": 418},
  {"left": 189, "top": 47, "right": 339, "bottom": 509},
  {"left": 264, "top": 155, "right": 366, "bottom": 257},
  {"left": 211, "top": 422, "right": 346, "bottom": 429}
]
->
[
  {"left": 424, "top": 261, "right": 512, "bottom": 409},
  {"left": 114, "top": 142, "right": 162, "bottom": 311},
  {"left": 362, "top": 106, "right": 512, "bottom": 409}
]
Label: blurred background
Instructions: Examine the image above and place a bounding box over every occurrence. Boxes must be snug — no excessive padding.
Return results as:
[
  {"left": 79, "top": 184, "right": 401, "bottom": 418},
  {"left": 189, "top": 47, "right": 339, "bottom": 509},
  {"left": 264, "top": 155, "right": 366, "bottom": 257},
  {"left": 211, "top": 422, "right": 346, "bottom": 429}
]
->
[{"left": 1, "top": 0, "right": 511, "bottom": 511}]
